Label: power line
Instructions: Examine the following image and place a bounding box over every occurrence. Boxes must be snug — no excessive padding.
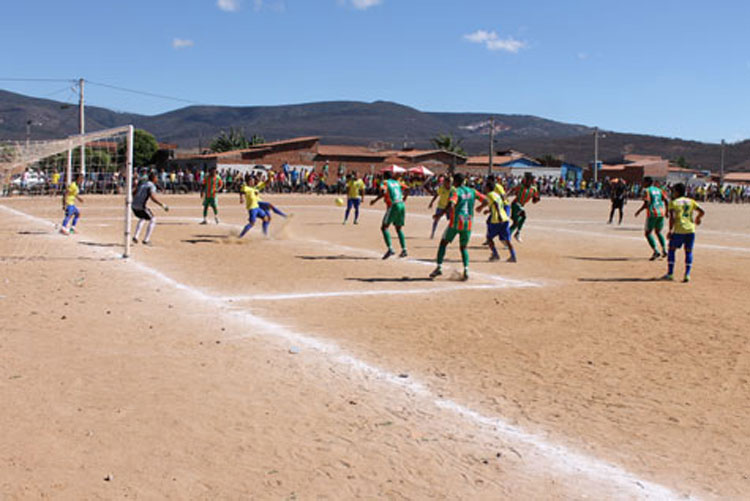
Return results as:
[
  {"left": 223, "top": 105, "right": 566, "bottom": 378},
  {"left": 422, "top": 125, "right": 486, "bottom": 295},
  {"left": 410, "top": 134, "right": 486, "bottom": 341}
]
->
[
  {"left": 0, "top": 77, "right": 76, "bottom": 83},
  {"left": 85, "top": 80, "right": 201, "bottom": 105}
]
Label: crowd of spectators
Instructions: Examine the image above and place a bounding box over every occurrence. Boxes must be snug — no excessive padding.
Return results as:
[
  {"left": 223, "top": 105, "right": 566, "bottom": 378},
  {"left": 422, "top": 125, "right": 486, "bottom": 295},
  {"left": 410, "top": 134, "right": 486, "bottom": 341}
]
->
[{"left": 5, "top": 163, "right": 750, "bottom": 204}]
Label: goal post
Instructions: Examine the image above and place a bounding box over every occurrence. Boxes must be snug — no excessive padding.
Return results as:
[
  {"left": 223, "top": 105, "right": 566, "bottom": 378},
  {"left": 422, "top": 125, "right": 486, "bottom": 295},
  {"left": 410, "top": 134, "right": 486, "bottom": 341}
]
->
[{"left": 1, "top": 125, "right": 135, "bottom": 258}]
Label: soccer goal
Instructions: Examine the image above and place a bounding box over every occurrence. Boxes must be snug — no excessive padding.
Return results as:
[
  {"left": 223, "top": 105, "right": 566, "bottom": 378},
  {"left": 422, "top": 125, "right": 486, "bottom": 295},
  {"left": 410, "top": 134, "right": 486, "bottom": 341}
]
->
[{"left": 0, "top": 125, "right": 136, "bottom": 257}]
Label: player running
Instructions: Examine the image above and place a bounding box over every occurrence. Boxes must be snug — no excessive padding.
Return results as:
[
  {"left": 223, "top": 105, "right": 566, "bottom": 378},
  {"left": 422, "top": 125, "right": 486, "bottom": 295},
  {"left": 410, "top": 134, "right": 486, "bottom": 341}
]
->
[
  {"left": 132, "top": 171, "right": 169, "bottom": 245},
  {"left": 634, "top": 176, "right": 669, "bottom": 260},
  {"left": 239, "top": 173, "right": 270, "bottom": 238},
  {"left": 343, "top": 172, "right": 365, "bottom": 224},
  {"left": 509, "top": 173, "right": 540, "bottom": 242},
  {"left": 200, "top": 167, "right": 223, "bottom": 224},
  {"left": 484, "top": 179, "right": 516, "bottom": 262},
  {"left": 370, "top": 171, "right": 409, "bottom": 259},
  {"left": 429, "top": 173, "right": 488, "bottom": 281},
  {"left": 663, "top": 183, "right": 705, "bottom": 283},
  {"left": 60, "top": 173, "right": 84, "bottom": 235},
  {"left": 428, "top": 175, "right": 453, "bottom": 239}
]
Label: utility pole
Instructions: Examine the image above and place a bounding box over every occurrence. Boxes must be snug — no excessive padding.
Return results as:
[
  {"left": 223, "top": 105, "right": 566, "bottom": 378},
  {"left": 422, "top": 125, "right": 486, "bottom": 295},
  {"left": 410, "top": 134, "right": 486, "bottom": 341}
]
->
[
  {"left": 78, "top": 78, "right": 85, "bottom": 180},
  {"left": 488, "top": 117, "right": 495, "bottom": 176},
  {"left": 593, "top": 127, "right": 599, "bottom": 185},
  {"left": 720, "top": 139, "right": 725, "bottom": 185},
  {"left": 26, "top": 120, "right": 31, "bottom": 149}
]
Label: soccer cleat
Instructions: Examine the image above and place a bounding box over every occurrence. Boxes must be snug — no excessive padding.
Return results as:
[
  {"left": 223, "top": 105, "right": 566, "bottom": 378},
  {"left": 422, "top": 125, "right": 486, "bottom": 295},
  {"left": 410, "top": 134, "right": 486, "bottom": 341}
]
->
[
  {"left": 489, "top": 254, "right": 500, "bottom": 262},
  {"left": 399, "top": 250, "right": 408, "bottom": 258},
  {"left": 132, "top": 237, "right": 138, "bottom": 244},
  {"left": 200, "top": 220, "right": 207, "bottom": 225},
  {"left": 461, "top": 269, "right": 469, "bottom": 281},
  {"left": 661, "top": 273, "right": 674, "bottom": 281},
  {"left": 649, "top": 251, "right": 660, "bottom": 261},
  {"left": 69, "top": 228, "right": 76, "bottom": 234},
  {"left": 215, "top": 216, "right": 220, "bottom": 224},
  {"left": 382, "top": 249, "right": 395, "bottom": 260},
  {"left": 661, "top": 251, "right": 668, "bottom": 259},
  {"left": 683, "top": 275, "right": 691, "bottom": 283},
  {"left": 353, "top": 220, "right": 358, "bottom": 225},
  {"left": 59, "top": 227, "right": 69, "bottom": 235},
  {"left": 142, "top": 240, "right": 153, "bottom": 246},
  {"left": 514, "top": 233, "right": 523, "bottom": 243},
  {"left": 507, "top": 256, "right": 517, "bottom": 263},
  {"left": 429, "top": 267, "right": 442, "bottom": 279}
]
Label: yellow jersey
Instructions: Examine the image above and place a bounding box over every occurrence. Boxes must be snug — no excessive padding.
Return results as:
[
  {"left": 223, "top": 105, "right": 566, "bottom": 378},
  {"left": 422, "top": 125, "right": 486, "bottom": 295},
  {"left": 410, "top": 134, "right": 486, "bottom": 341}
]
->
[
  {"left": 346, "top": 179, "right": 365, "bottom": 199},
  {"left": 52, "top": 172, "right": 60, "bottom": 184},
  {"left": 488, "top": 191, "right": 509, "bottom": 223},
  {"left": 241, "top": 184, "right": 260, "bottom": 210},
  {"left": 669, "top": 197, "right": 701, "bottom": 234},
  {"left": 436, "top": 185, "right": 453, "bottom": 209},
  {"left": 493, "top": 182, "right": 506, "bottom": 198},
  {"left": 255, "top": 180, "right": 267, "bottom": 201},
  {"left": 64, "top": 182, "right": 79, "bottom": 207}
]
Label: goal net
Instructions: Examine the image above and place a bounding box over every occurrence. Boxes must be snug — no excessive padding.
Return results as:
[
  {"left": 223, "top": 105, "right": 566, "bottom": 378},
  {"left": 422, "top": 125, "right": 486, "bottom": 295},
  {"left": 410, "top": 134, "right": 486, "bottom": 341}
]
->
[{"left": 0, "top": 125, "right": 136, "bottom": 257}]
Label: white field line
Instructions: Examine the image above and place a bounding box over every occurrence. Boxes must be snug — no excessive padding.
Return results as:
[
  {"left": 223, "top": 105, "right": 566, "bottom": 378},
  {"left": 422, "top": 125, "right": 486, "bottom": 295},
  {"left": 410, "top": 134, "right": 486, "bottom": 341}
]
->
[
  {"left": 220, "top": 283, "right": 521, "bottom": 302},
  {"left": 0, "top": 202, "right": 691, "bottom": 499}
]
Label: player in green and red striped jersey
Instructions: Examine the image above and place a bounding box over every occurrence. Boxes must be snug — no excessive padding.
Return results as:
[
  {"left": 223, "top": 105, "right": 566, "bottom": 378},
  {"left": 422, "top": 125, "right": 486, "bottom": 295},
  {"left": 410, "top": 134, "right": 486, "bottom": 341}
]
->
[
  {"left": 370, "top": 171, "right": 410, "bottom": 259},
  {"left": 509, "top": 172, "right": 540, "bottom": 242},
  {"left": 429, "top": 173, "right": 488, "bottom": 281},
  {"left": 634, "top": 176, "right": 669, "bottom": 260},
  {"left": 201, "top": 167, "right": 224, "bottom": 224}
]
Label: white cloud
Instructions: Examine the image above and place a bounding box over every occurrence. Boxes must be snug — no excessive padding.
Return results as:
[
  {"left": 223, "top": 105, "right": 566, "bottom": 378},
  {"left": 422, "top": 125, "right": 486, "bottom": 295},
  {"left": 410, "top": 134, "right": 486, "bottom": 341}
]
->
[
  {"left": 577, "top": 52, "right": 589, "bottom": 60},
  {"left": 464, "top": 29, "right": 527, "bottom": 54},
  {"left": 217, "top": 0, "right": 240, "bottom": 12},
  {"left": 338, "top": 0, "right": 382, "bottom": 10},
  {"left": 172, "top": 38, "right": 195, "bottom": 49}
]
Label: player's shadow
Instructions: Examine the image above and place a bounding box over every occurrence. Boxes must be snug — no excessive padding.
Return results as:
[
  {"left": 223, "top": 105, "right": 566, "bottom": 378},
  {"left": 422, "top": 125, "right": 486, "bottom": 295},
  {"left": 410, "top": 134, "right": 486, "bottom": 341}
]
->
[
  {"left": 78, "top": 241, "right": 121, "bottom": 248},
  {"left": 578, "top": 277, "right": 663, "bottom": 283},
  {"left": 17, "top": 231, "right": 48, "bottom": 235},
  {"left": 182, "top": 238, "right": 219, "bottom": 244},
  {"left": 414, "top": 258, "right": 462, "bottom": 264},
  {"left": 611, "top": 227, "right": 641, "bottom": 232},
  {"left": 566, "top": 256, "right": 648, "bottom": 262},
  {"left": 297, "top": 255, "right": 375, "bottom": 261},
  {"left": 0, "top": 255, "right": 118, "bottom": 262},
  {"left": 346, "top": 276, "right": 435, "bottom": 283},
  {"left": 192, "top": 234, "right": 229, "bottom": 239}
]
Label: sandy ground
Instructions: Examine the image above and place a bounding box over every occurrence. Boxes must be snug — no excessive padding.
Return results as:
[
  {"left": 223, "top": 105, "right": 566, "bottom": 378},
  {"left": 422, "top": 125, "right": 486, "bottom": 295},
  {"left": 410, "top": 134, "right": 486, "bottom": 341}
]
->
[{"left": 1, "top": 193, "right": 749, "bottom": 500}]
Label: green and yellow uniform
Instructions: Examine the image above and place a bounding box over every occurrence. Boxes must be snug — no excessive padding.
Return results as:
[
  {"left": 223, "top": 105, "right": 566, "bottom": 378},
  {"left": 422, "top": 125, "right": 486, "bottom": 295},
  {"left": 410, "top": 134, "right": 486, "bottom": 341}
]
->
[
  {"left": 347, "top": 178, "right": 365, "bottom": 199},
  {"left": 202, "top": 174, "right": 223, "bottom": 218},
  {"left": 487, "top": 191, "right": 509, "bottom": 224},
  {"left": 64, "top": 182, "right": 79, "bottom": 207},
  {"left": 436, "top": 184, "right": 453, "bottom": 210},
  {"left": 241, "top": 184, "right": 260, "bottom": 210},
  {"left": 669, "top": 197, "right": 702, "bottom": 234}
]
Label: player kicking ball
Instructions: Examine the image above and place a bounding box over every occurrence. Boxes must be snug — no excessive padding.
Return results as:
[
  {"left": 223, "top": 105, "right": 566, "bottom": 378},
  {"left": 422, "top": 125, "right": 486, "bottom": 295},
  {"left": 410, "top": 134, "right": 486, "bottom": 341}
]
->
[
  {"left": 663, "top": 183, "right": 705, "bottom": 283},
  {"left": 430, "top": 173, "right": 488, "bottom": 281},
  {"left": 132, "top": 171, "right": 169, "bottom": 246},
  {"left": 239, "top": 173, "right": 270, "bottom": 238},
  {"left": 370, "top": 171, "right": 409, "bottom": 259},
  {"left": 60, "top": 173, "right": 84, "bottom": 235}
]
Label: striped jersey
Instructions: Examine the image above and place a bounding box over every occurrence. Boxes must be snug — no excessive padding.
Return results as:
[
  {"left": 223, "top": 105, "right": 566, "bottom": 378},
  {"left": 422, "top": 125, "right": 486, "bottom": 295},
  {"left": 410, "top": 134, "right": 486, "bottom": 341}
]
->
[
  {"left": 380, "top": 179, "right": 408, "bottom": 207},
  {"left": 643, "top": 186, "right": 668, "bottom": 218},
  {"left": 449, "top": 186, "right": 486, "bottom": 231},
  {"left": 203, "top": 175, "right": 223, "bottom": 198}
]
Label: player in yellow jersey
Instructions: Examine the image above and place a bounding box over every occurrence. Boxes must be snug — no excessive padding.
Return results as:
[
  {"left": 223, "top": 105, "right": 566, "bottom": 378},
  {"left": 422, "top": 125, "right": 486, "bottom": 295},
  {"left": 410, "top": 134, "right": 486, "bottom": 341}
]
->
[
  {"left": 239, "top": 174, "right": 270, "bottom": 237},
  {"left": 664, "top": 183, "right": 705, "bottom": 283},
  {"left": 428, "top": 176, "right": 453, "bottom": 239},
  {"left": 343, "top": 172, "right": 365, "bottom": 224},
  {"left": 484, "top": 179, "right": 516, "bottom": 262},
  {"left": 60, "top": 173, "right": 84, "bottom": 235}
]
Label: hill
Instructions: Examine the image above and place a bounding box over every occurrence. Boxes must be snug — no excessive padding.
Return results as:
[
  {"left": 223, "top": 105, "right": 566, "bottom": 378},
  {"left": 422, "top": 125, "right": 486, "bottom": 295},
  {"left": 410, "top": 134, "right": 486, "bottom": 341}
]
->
[{"left": 2, "top": 88, "right": 748, "bottom": 172}]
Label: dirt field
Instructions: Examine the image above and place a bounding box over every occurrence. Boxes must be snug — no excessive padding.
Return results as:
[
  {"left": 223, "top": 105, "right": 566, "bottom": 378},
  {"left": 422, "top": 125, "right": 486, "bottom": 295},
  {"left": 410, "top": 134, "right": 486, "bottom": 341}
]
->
[{"left": 1, "top": 193, "right": 749, "bottom": 500}]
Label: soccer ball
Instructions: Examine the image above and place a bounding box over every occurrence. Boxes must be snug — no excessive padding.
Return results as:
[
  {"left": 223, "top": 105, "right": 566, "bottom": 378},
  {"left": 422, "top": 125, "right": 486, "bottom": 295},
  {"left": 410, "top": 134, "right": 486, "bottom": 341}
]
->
[{"left": 335, "top": 197, "right": 344, "bottom": 207}]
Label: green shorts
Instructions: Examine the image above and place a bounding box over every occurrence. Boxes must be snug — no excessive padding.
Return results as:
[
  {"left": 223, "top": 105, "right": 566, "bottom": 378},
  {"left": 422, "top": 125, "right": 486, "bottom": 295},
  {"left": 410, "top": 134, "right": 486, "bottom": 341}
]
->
[
  {"left": 203, "top": 197, "right": 217, "bottom": 209},
  {"left": 646, "top": 215, "right": 665, "bottom": 231},
  {"left": 442, "top": 226, "right": 471, "bottom": 247},
  {"left": 382, "top": 202, "right": 406, "bottom": 227}
]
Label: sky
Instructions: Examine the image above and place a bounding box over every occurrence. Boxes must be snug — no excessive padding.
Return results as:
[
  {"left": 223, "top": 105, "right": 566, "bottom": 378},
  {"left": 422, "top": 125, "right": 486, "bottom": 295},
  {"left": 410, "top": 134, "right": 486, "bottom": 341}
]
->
[{"left": 2, "top": 0, "right": 750, "bottom": 143}]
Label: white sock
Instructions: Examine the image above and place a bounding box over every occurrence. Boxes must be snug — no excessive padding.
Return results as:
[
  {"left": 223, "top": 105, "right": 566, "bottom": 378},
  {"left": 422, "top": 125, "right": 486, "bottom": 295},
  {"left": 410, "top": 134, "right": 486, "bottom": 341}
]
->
[
  {"left": 134, "top": 219, "right": 145, "bottom": 239},
  {"left": 144, "top": 218, "right": 156, "bottom": 242}
]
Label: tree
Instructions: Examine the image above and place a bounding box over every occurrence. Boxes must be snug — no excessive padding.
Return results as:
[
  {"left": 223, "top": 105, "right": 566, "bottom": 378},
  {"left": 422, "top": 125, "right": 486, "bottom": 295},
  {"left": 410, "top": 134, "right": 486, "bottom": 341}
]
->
[
  {"left": 431, "top": 133, "right": 467, "bottom": 157},
  {"left": 675, "top": 156, "right": 690, "bottom": 169},
  {"left": 210, "top": 127, "right": 252, "bottom": 152},
  {"left": 117, "top": 129, "right": 159, "bottom": 168}
]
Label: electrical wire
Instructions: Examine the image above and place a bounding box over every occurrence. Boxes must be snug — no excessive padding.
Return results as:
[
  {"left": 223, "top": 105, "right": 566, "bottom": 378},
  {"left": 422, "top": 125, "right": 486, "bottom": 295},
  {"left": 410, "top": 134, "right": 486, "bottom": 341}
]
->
[{"left": 85, "top": 80, "right": 201, "bottom": 105}]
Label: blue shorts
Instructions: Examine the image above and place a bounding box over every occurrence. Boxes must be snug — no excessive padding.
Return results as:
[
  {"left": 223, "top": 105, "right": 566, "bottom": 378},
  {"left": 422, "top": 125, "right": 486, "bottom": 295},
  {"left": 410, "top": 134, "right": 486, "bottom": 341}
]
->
[
  {"left": 487, "top": 221, "right": 511, "bottom": 241},
  {"left": 258, "top": 201, "right": 272, "bottom": 212},
  {"left": 670, "top": 232, "right": 695, "bottom": 250},
  {"left": 434, "top": 207, "right": 449, "bottom": 220},
  {"left": 347, "top": 198, "right": 361, "bottom": 210},
  {"left": 247, "top": 208, "right": 267, "bottom": 224},
  {"left": 65, "top": 205, "right": 80, "bottom": 217}
]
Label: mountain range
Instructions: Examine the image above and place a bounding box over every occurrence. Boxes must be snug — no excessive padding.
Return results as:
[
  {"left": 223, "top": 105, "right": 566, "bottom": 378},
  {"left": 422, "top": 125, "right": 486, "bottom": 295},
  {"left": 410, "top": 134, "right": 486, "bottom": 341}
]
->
[{"left": 1, "top": 89, "right": 748, "bottom": 172}]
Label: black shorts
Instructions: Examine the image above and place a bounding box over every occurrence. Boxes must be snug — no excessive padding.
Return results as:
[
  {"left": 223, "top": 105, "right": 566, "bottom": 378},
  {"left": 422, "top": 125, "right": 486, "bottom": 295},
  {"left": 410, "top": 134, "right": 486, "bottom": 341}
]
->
[
  {"left": 611, "top": 199, "right": 625, "bottom": 209},
  {"left": 133, "top": 207, "right": 153, "bottom": 220}
]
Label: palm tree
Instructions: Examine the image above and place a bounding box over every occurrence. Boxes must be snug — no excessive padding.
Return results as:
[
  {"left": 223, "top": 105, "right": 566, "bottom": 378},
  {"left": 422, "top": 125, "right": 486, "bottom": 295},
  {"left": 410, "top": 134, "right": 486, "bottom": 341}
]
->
[
  {"left": 210, "top": 128, "right": 251, "bottom": 153},
  {"left": 431, "top": 133, "right": 467, "bottom": 156}
]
